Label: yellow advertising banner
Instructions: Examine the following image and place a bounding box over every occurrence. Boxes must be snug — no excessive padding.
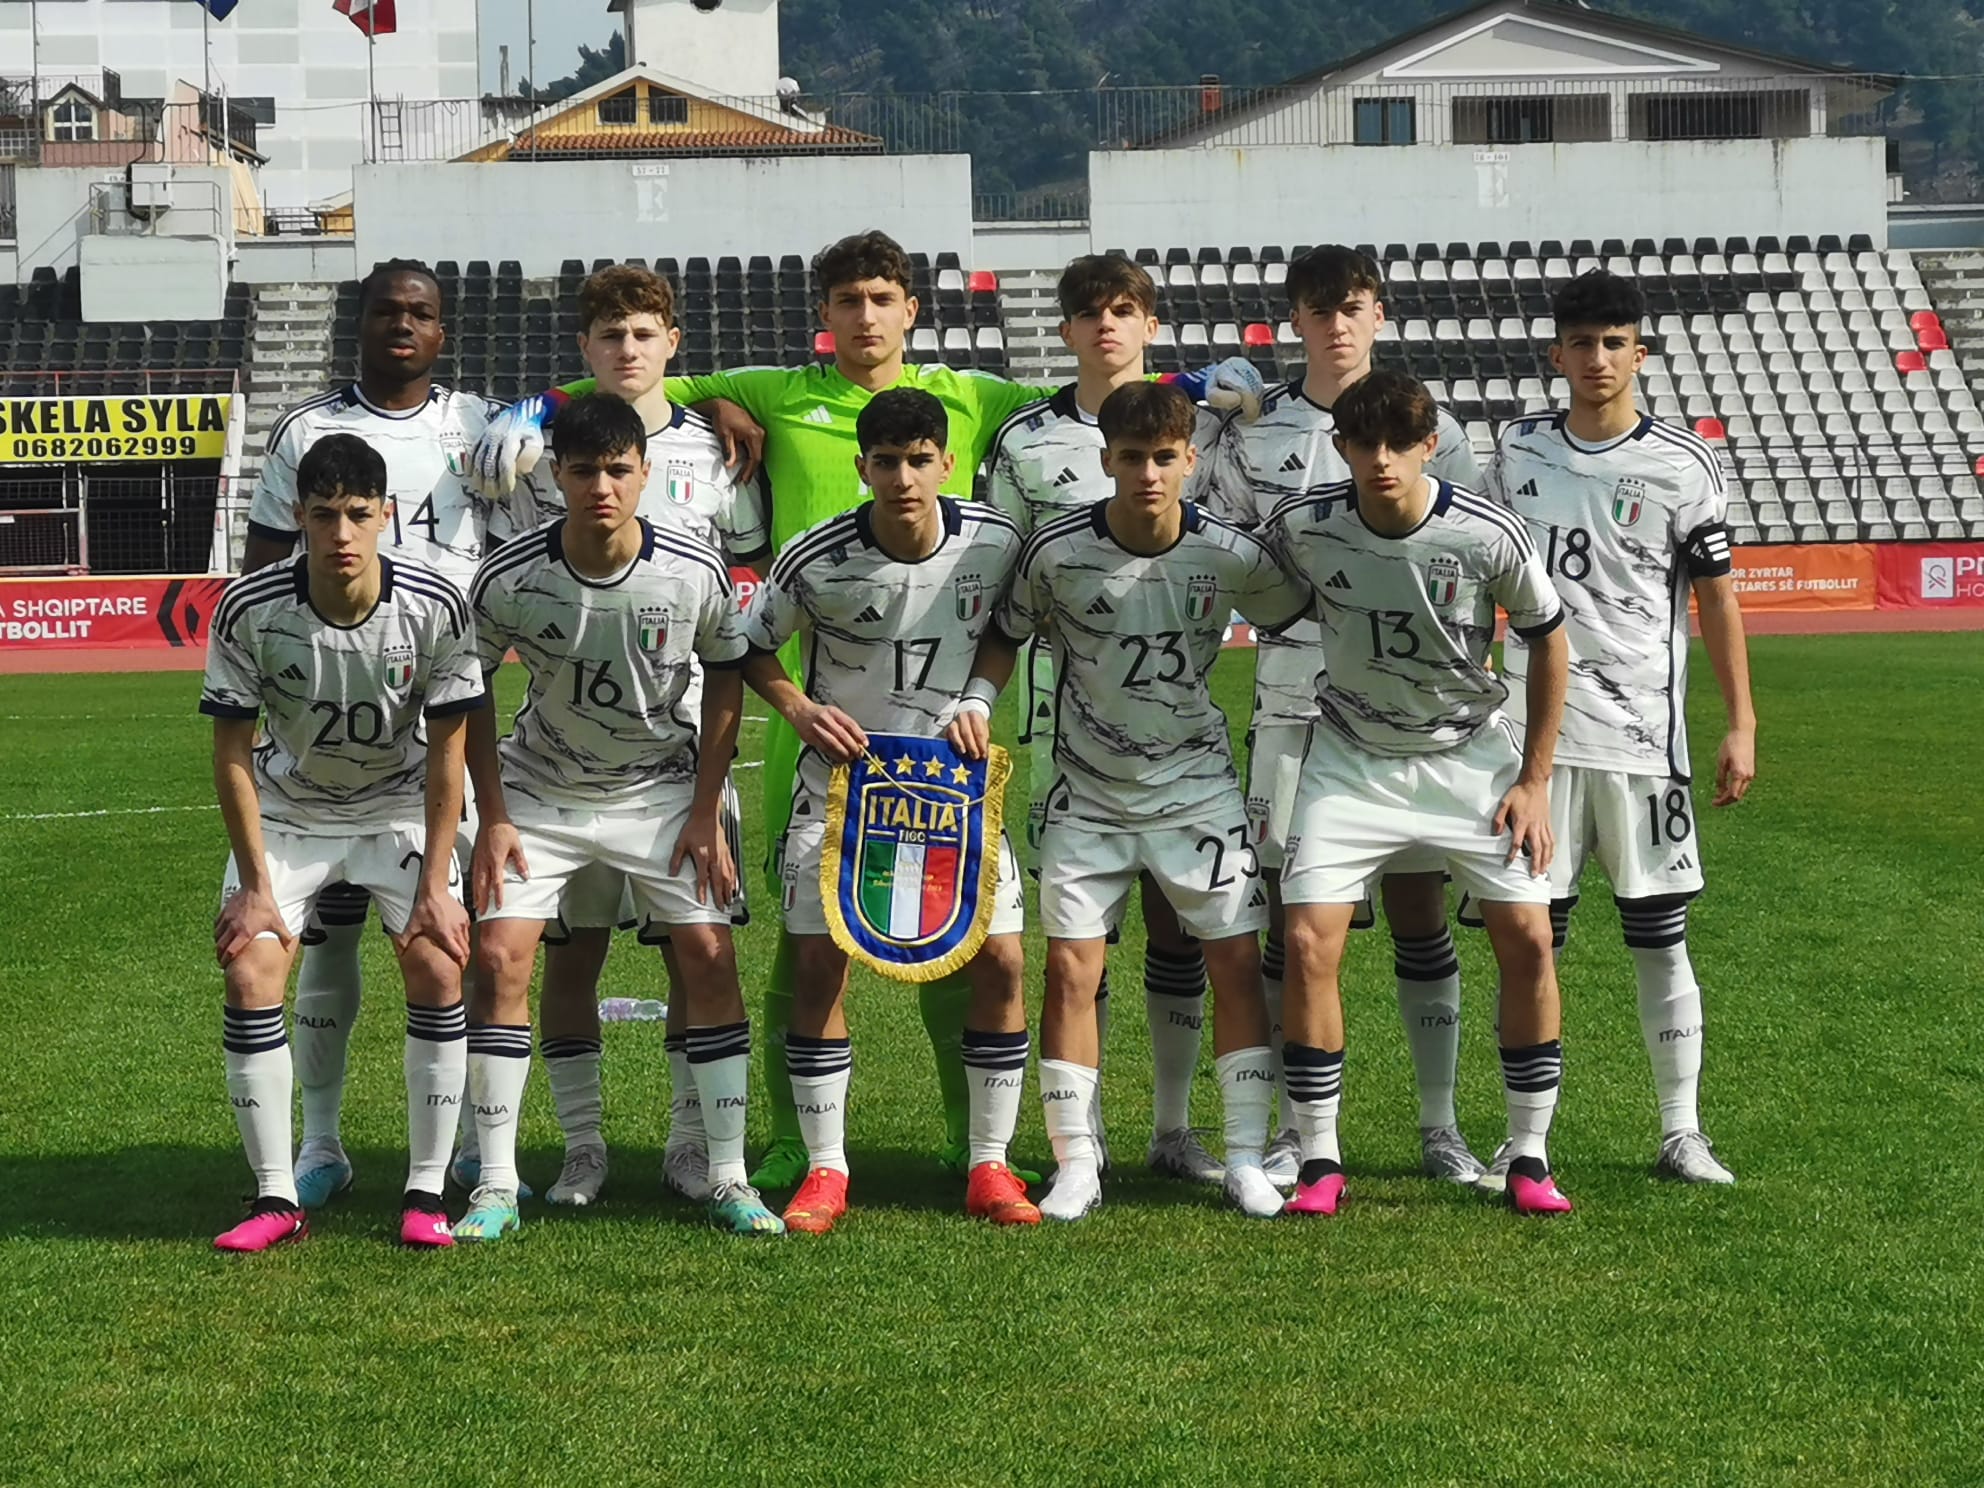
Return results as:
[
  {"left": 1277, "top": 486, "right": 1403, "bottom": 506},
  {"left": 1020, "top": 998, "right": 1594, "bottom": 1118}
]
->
[{"left": 0, "top": 395, "right": 232, "bottom": 463}]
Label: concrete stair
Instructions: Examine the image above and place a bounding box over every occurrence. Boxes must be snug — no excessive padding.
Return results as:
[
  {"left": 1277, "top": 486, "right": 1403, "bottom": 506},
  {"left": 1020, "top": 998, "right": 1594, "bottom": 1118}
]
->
[
  {"left": 993, "top": 268, "right": 1073, "bottom": 387},
  {"left": 1914, "top": 250, "right": 1984, "bottom": 406}
]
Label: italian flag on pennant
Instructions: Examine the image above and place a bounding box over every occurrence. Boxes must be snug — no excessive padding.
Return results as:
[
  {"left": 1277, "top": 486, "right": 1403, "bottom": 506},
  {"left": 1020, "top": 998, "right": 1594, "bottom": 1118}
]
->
[
  {"left": 334, "top": 0, "right": 398, "bottom": 36},
  {"left": 858, "top": 838, "right": 961, "bottom": 942}
]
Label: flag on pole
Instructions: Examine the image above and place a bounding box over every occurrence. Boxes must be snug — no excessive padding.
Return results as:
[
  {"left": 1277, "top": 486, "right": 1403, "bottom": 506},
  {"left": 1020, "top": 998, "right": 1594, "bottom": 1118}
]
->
[
  {"left": 200, "top": 0, "right": 241, "bottom": 18},
  {"left": 334, "top": 0, "right": 398, "bottom": 37}
]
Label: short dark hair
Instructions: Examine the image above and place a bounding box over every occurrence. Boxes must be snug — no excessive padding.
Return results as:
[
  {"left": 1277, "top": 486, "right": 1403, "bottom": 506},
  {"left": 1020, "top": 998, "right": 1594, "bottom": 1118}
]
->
[
  {"left": 1552, "top": 269, "right": 1645, "bottom": 337},
  {"left": 296, "top": 432, "right": 388, "bottom": 505},
  {"left": 552, "top": 394, "right": 648, "bottom": 463},
  {"left": 856, "top": 387, "right": 948, "bottom": 453},
  {"left": 1332, "top": 369, "right": 1439, "bottom": 448},
  {"left": 1057, "top": 253, "right": 1157, "bottom": 321},
  {"left": 1285, "top": 245, "right": 1384, "bottom": 315},
  {"left": 1097, "top": 381, "right": 1197, "bottom": 448},
  {"left": 359, "top": 257, "right": 442, "bottom": 313},
  {"left": 812, "top": 230, "right": 915, "bottom": 299}
]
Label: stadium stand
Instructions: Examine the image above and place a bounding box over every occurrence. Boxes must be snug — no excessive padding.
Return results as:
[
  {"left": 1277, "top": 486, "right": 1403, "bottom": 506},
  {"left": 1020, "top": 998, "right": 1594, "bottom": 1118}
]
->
[
  {"left": 1102, "top": 239, "right": 1984, "bottom": 543},
  {"left": 0, "top": 266, "right": 250, "bottom": 394}
]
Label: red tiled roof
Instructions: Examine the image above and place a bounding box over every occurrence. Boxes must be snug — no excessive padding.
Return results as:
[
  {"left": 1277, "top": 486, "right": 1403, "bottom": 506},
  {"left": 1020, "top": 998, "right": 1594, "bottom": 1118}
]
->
[{"left": 507, "top": 126, "right": 880, "bottom": 155}]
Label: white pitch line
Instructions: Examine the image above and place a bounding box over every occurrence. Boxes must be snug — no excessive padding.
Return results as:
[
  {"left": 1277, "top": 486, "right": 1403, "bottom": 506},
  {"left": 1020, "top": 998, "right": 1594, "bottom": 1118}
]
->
[{"left": 2, "top": 803, "right": 216, "bottom": 823}]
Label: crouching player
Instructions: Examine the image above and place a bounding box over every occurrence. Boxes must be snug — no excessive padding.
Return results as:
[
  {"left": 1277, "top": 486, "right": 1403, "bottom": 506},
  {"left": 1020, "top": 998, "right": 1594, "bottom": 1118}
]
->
[
  {"left": 953, "top": 382, "right": 1309, "bottom": 1220},
  {"left": 202, "top": 433, "right": 485, "bottom": 1251},
  {"left": 742, "top": 389, "right": 1038, "bottom": 1231},
  {"left": 1259, "top": 371, "right": 1575, "bottom": 1216},
  {"left": 462, "top": 395, "right": 781, "bottom": 1239}
]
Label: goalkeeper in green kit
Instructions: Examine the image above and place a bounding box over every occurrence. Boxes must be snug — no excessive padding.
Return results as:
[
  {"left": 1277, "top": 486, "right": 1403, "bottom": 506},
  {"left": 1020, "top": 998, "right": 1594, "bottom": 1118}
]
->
[{"left": 473, "top": 230, "right": 1266, "bottom": 1188}]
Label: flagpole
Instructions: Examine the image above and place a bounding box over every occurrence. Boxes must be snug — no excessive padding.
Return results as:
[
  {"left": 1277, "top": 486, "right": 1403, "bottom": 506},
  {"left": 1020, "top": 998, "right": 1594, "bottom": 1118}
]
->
[{"left": 366, "top": 16, "right": 377, "bottom": 164}]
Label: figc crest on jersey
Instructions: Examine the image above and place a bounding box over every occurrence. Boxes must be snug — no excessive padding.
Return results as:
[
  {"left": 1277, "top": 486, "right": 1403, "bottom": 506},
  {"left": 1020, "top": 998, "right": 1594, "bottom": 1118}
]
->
[
  {"left": 1426, "top": 555, "right": 1462, "bottom": 606},
  {"left": 384, "top": 644, "right": 415, "bottom": 689},
  {"left": 666, "top": 461, "right": 695, "bottom": 506},
  {"left": 822, "top": 732, "right": 1012, "bottom": 982},
  {"left": 637, "top": 606, "right": 669, "bottom": 651},
  {"left": 1613, "top": 477, "right": 1647, "bottom": 527},
  {"left": 1186, "top": 577, "right": 1217, "bottom": 622},
  {"left": 441, "top": 430, "right": 469, "bottom": 479},
  {"left": 956, "top": 577, "right": 983, "bottom": 622}
]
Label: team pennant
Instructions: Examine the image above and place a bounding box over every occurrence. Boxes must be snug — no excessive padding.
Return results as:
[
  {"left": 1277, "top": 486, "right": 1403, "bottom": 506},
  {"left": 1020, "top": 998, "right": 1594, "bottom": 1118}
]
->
[{"left": 822, "top": 732, "right": 1012, "bottom": 983}]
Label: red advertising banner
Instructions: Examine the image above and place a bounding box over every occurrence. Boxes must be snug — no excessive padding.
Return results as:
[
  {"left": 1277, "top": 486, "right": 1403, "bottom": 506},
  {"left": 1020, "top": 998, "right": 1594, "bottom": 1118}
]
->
[
  {"left": 0, "top": 574, "right": 230, "bottom": 650},
  {"left": 1726, "top": 544, "right": 1876, "bottom": 611},
  {"left": 1876, "top": 543, "right": 1984, "bottom": 609}
]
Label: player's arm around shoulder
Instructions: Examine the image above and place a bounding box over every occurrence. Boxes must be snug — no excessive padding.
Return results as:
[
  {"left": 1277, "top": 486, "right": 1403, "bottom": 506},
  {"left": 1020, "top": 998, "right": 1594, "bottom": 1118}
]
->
[
  {"left": 403, "top": 575, "right": 483, "bottom": 964},
  {"left": 463, "top": 546, "right": 529, "bottom": 913},
  {"left": 948, "top": 539, "right": 1031, "bottom": 761},
  {"left": 1227, "top": 514, "right": 1312, "bottom": 634}
]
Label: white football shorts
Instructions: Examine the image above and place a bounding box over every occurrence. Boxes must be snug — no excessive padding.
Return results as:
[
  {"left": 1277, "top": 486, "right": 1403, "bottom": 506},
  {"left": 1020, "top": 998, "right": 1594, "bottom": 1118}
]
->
[
  {"left": 223, "top": 823, "right": 461, "bottom": 941},
  {"left": 542, "top": 775, "right": 746, "bottom": 941},
  {"left": 1280, "top": 718, "right": 1552, "bottom": 908},
  {"left": 1038, "top": 791, "right": 1267, "bottom": 942},
  {"left": 1548, "top": 766, "right": 1705, "bottom": 903}
]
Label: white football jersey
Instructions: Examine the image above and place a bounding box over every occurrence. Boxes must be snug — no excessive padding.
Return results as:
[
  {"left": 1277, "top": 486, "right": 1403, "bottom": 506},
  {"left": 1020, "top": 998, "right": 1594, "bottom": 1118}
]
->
[
  {"left": 1200, "top": 381, "right": 1479, "bottom": 729},
  {"left": 746, "top": 497, "right": 1022, "bottom": 820},
  {"left": 517, "top": 403, "right": 771, "bottom": 563},
  {"left": 199, "top": 556, "right": 486, "bottom": 834},
  {"left": 1260, "top": 478, "right": 1562, "bottom": 757},
  {"left": 470, "top": 518, "right": 749, "bottom": 810},
  {"left": 987, "top": 384, "right": 1221, "bottom": 536},
  {"left": 997, "top": 501, "right": 1308, "bottom": 829},
  {"left": 1490, "top": 412, "right": 1731, "bottom": 779},
  {"left": 248, "top": 384, "right": 511, "bottom": 588}
]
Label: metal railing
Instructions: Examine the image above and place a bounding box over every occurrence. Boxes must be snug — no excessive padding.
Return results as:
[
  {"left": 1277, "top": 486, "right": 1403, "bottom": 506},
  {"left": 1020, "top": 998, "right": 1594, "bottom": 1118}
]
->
[{"left": 973, "top": 189, "right": 1093, "bottom": 222}]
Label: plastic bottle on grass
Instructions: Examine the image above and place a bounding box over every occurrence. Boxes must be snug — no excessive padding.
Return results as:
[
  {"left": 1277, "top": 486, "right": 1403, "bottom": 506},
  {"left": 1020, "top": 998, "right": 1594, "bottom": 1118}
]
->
[{"left": 599, "top": 998, "right": 667, "bottom": 1022}]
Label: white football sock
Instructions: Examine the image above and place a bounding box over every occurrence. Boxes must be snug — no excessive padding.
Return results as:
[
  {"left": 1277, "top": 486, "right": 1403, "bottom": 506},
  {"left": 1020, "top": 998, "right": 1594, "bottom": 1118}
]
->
[
  {"left": 664, "top": 1035, "right": 706, "bottom": 1149},
  {"left": 224, "top": 1005, "right": 296, "bottom": 1205},
  {"left": 962, "top": 1029, "right": 1029, "bottom": 1168},
  {"left": 1284, "top": 1041, "right": 1344, "bottom": 1165},
  {"left": 1145, "top": 948, "right": 1205, "bottom": 1134},
  {"left": 542, "top": 1036, "right": 604, "bottom": 1153},
  {"left": 1214, "top": 1045, "right": 1272, "bottom": 1169},
  {"left": 1393, "top": 930, "right": 1462, "bottom": 1129},
  {"left": 466, "top": 1024, "right": 532, "bottom": 1196},
  {"left": 1631, "top": 942, "right": 1705, "bottom": 1136},
  {"left": 687, "top": 1021, "right": 751, "bottom": 1187},
  {"left": 787, "top": 1034, "right": 853, "bottom": 1175},
  {"left": 1040, "top": 1058, "right": 1099, "bottom": 1171},
  {"left": 292, "top": 921, "right": 364, "bottom": 1148},
  {"left": 1501, "top": 1040, "right": 1563, "bottom": 1164},
  {"left": 404, "top": 1001, "right": 467, "bottom": 1195}
]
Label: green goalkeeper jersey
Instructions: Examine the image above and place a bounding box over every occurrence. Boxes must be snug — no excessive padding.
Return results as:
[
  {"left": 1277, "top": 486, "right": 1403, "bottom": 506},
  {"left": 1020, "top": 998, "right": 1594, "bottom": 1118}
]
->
[{"left": 558, "top": 362, "right": 1051, "bottom": 890}]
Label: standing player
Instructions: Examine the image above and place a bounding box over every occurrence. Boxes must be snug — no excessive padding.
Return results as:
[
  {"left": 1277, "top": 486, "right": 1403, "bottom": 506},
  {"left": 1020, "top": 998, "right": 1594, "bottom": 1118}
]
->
[
  {"left": 1260, "top": 371, "right": 1574, "bottom": 1218},
  {"left": 1488, "top": 269, "right": 1755, "bottom": 1185},
  {"left": 460, "top": 395, "right": 778, "bottom": 1240},
  {"left": 987, "top": 253, "right": 1224, "bottom": 1185},
  {"left": 239, "top": 258, "right": 509, "bottom": 1210},
  {"left": 470, "top": 231, "right": 1268, "bottom": 1188},
  {"left": 466, "top": 264, "right": 770, "bottom": 1210},
  {"left": 952, "top": 382, "right": 1309, "bottom": 1221},
  {"left": 202, "top": 433, "right": 486, "bottom": 1251},
  {"left": 1201, "top": 245, "right": 1487, "bottom": 1185},
  {"left": 743, "top": 389, "right": 1038, "bottom": 1231}
]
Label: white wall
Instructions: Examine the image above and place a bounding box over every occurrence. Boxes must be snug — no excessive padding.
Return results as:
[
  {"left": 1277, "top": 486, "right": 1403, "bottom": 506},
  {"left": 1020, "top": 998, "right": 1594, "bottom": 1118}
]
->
[
  {"left": 234, "top": 237, "right": 361, "bottom": 284},
  {"left": 1088, "top": 138, "right": 1889, "bottom": 253},
  {"left": 972, "top": 220, "right": 1089, "bottom": 269},
  {"left": 624, "top": 0, "right": 782, "bottom": 100},
  {"left": 14, "top": 165, "right": 237, "bottom": 282},
  {"left": 81, "top": 234, "right": 226, "bottom": 320},
  {"left": 353, "top": 155, "right": 976, "bottom": 273}
]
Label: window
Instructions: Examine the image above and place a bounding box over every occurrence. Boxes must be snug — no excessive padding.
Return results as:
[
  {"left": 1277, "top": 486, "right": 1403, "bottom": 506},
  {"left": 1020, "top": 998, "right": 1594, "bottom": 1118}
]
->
[
  {"left": 1640, "top": 93, "right": 1764, "bottom": 141},
  {"left": 1353, "top": 97, "right": 1415, "bottom": 146},
  {"left": 648, "top": 91, "right": 688, "bottom": 125},
  {"left": 50, "top": 99, "right": 95, "bottom": 143},
  {"left": 1452, "top": 94, "right": 1609, "bottom": 145},
  {"left": 235, "top": 97, "right": 277, "bottom": 127},
  {"left": 597, "top": 89, "right": 637, "bottom": 126}
]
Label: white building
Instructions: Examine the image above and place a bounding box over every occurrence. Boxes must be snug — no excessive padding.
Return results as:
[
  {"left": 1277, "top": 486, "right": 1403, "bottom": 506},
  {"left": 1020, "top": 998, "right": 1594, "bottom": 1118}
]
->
[
  {"left": 611, "top": 0, "right": 783, "bottom": 102},
  {"left": 0, "top": 0, "right": 480, "bottom": 210}
]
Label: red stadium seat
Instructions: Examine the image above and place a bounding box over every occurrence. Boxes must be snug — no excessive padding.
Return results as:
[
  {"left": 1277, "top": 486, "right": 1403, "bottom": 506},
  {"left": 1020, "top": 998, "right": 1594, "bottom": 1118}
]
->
[
  {"left": 1693, "top": 416, "right": 1727, "bottom": 442},
  {"left": 813, "top": 331, "right": 835, "bottom": 356},
  {"left": 1910, "top": 309, "right": 1943, "bottom": 333},
  {"left": 1974, "top": 454, "right": 1984, "bottom": 479},
  {"left": 967, "top": 270, "right": 999, "bottom": 293},
  {"left": 1896, "top": 349, "right": 1928, "bottom": 374},
  {"left": 1242, "top": 322, "right": 1274, "bottom": 347},
  {"left": 1917, "top": 325, "right": 1950, "bottom": 351}
]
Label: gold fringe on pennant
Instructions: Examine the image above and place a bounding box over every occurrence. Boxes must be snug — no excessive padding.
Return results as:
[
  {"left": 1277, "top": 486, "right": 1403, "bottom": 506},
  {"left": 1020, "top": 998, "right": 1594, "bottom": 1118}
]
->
[{"left": 821, "top": 741, "right": 1012, "bottom": 984}]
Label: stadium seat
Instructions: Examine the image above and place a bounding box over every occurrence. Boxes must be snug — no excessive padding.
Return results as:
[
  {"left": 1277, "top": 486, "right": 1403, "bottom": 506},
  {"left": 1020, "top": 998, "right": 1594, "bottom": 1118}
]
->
[
  {"left": 813, "top": 331, "right": 835, "bottom": 357},
  {"left": 1694, "top": 416, "right": 1728, "bottom": 442},
  {"left": 967, "top": 270, "right": 998, "bottom": 294},
  {"left": 1243, "top": 323, "right": 1273, "bottom": 348}
]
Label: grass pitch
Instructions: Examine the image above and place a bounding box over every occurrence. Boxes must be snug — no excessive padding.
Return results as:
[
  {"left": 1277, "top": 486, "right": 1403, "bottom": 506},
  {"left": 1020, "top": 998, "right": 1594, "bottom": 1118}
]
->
[{"left": 1, "top": 634, "right": 1979, "bottom": 1485}]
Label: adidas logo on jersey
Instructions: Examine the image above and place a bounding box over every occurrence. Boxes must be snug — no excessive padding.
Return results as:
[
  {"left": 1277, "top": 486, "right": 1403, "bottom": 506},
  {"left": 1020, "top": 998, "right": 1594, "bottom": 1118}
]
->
[
  {"left": 1085, "top": 595, "right": 1114, "bottom": 617},
  {"left": 1279, "top": 452, "right": 1305, "bottom": 474},
  {"left": 855, "top": 605, "right": 884, "bottom": 623},
  {"left": 1515, "top": 480, "right": 1539, "bottom": 500},
  {"left": 279, "top": 664, "right": 306, "bottom": 682},
  {"left": 803, "top": 406, "right": 834, "bottom": 425},
  {"left": 1673, "top": 855, "right": 1694, "bottom": 871},
  {"left": 538, "top": 622, "right": 567, "bottom": 641},
  {"left": 1324, "top": 570, "right": 1352, "bottom": 591},
  {"left": 1052, "top": 468, "right": 1081, "bottom": 487}
]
